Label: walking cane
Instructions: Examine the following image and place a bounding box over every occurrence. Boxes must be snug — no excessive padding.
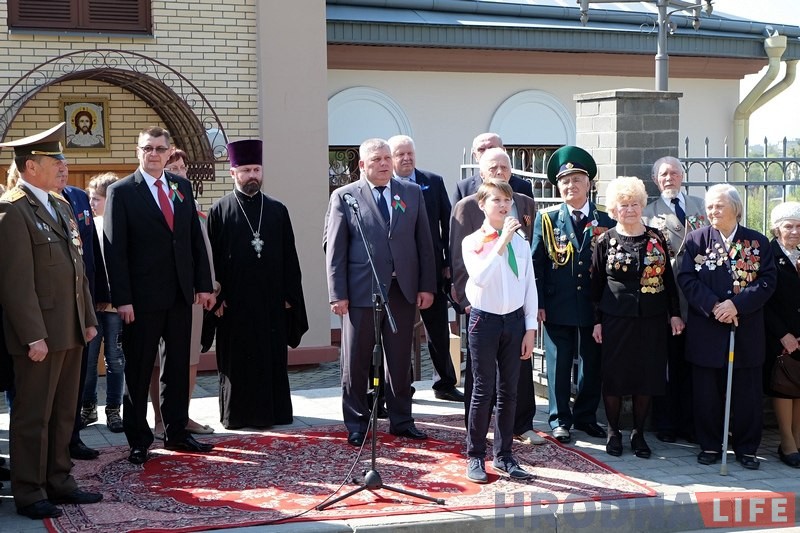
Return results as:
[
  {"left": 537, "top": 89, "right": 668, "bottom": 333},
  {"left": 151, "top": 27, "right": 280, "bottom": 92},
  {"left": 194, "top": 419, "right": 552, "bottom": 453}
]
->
[{"left": 720, "top": 325, "right": 736, "bottom": 476}]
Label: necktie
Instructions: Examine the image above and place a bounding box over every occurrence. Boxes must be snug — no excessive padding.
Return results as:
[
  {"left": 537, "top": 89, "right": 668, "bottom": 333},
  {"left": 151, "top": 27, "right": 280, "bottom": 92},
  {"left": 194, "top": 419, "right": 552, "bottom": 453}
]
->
[
  {"left": 155, "top": 179, "right": 174, "bottom": 231},
  {"left": 495, "top": 229, "right": 519, "bottom": 278},
  {"left": 573, "top": 210, "right": 586, "bottom": 245},
  {"left": 671, "top": 197, "right": 686, "bottom": 226},
  {"left": 375, "top": 186, "right": 390, "bottom": 225}
]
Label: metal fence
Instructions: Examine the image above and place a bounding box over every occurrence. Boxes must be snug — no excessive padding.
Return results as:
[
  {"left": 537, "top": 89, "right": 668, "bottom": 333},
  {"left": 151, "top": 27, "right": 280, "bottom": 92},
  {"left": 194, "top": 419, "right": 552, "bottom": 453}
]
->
[{"left": 681, "top": 137, "right": 800, "bottom": 235}]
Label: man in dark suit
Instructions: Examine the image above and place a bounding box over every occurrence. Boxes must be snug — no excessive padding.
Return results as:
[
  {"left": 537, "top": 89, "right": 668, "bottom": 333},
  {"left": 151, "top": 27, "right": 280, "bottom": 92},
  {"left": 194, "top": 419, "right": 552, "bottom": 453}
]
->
[
  {"left": 450, "top": 147, "right": 543, "bottom": 445},
  {"left": 324, "top": 138, "right": 436, "bottom": 447},
  {"left": 531, "top": 145, "right": 614, "bottom": 444},
  {"left": 451, "top": 132, "right": 533, "bottom": 205},
  {"left": 0, "top": 123, "right": 102, "bottom": 519},
  {"left": 104, "top": 126, "right": 215, "bottom": 465},
  {"left": 642, "top": 156, "right": 707, "bottom": 444},
  {"left": 54, "top": 163, "right": 113, "bottom": 460},
  {"left": 388, "top": 135, "right": 462, "bottom": 402}
]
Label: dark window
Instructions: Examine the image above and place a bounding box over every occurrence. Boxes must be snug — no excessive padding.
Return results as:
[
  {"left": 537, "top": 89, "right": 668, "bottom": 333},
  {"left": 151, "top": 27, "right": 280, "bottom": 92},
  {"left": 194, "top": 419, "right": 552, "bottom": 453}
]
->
[{"left": 8, "top": 0, "right": 152, "bottom": 34}]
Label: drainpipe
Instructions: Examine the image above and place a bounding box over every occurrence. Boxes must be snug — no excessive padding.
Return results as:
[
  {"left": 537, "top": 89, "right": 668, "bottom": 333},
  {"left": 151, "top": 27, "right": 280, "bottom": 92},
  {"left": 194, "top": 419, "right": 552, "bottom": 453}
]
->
[{"left": 733, "top": 34, "right": 788, "bottom": 166}]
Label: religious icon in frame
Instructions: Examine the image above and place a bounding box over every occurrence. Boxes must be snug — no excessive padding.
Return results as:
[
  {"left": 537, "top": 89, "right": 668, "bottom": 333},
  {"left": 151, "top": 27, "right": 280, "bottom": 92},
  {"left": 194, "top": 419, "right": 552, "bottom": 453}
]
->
[{"left": 61, "top": 98, "right": 109, "bottom": 151}]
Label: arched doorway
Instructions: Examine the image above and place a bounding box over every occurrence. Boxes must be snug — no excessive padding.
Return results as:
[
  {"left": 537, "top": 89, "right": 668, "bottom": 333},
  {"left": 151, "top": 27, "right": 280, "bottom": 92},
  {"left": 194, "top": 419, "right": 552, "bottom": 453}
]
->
[{"left": 0, "top": 49, "right": 229, "bottom": 196}]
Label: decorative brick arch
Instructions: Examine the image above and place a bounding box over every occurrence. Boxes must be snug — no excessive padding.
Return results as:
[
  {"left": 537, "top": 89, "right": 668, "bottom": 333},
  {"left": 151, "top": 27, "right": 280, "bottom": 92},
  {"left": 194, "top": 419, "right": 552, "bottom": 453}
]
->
[{"left": 0, "top": 49, "right": 228, "bottom": 196}]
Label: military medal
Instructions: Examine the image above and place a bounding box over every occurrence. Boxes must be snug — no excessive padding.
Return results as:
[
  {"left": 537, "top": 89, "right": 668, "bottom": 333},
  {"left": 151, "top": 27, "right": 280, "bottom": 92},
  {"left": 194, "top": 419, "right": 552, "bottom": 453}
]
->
[{"left": 234, "top": 191, "right": 265, "bottom": 259}]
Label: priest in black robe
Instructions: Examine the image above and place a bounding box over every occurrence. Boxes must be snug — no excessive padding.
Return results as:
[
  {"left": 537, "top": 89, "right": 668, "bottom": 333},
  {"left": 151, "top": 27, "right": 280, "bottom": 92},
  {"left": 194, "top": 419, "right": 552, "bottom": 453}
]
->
[{"left": 206, "top": 139, "right": 308, "bottom": 429}]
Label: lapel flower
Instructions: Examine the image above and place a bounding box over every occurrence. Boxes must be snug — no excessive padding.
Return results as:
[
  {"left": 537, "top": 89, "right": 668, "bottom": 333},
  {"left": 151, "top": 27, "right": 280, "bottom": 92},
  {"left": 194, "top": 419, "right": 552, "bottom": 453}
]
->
[
  {"left": 391, "top": 194, "right": 406, "bottom": 212},
  {"left": 169, "top": 181, "right": 185, "bottom": 203}
]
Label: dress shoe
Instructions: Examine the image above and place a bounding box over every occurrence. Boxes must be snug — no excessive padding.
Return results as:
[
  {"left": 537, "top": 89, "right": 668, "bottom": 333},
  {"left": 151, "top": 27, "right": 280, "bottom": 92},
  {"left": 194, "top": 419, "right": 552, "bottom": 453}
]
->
[
  {"left": 514, "top": 430, "right": 547, "bottom": 445},
  {"left": 778, "top": 446, "right": 800, "bottom": 468},
  {"left": 552, "top": 426, "right": 571, "bottom": 443},
  {"left": 69, "top": 441, "right": 100, "bottom": 460},
  {"left": 434, "top": 388, "right": 465, "bottom": 403},
  {"left": 656, "top": 431, "right": 676, "bottom": 443},
  {"left": 574, "top": 422, "right": 607, "bottom": 439},
  {"left": 347, "top": 432, "right": 365, "bottom": 446},
  {"left": 50, "top": 489, "right": 103, "bottom": 505},
  {"left": 630, "top": 431, "right": 651, "bottom": 459},
  {"left": 606, "top": 434, "right": 623, "bottom": 456},
  {"left": 164, "top": 435, "right": 214, "bottom": 453},
  {"left": 128, "top": 447, "right": 149, "bottom": 465},
  {"left": 697, "top": 451, "right": 719, "bottom": 465},
  {"left": 17, "top": 500, "right": 63, "bottom": 519},
  {"left": 736, "top": 453, "right": 760, "bottom": 470},
  {"left": 390, "top": 424, "right": 427, "bottom": 440}
]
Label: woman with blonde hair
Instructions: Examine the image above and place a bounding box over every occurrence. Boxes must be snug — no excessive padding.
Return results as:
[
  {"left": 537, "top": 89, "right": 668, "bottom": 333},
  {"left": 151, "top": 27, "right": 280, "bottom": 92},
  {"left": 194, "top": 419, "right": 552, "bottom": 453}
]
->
[{"left": 591, "top": 176, "right": 682, "bottom": 458}]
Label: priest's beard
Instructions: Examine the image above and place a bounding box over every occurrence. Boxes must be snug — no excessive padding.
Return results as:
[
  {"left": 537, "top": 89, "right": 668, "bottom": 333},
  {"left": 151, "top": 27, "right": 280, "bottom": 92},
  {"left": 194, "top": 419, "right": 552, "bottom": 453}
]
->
[{"left": 240, "top": 180, "right": 261, "bottom": 196}]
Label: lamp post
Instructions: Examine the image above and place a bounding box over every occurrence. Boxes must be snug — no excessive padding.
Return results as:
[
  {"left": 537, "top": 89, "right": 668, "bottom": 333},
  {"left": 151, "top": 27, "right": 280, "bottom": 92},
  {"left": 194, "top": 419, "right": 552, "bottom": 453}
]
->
[{"left": 578, "top": 0, "right": 713, "bottom": 91}]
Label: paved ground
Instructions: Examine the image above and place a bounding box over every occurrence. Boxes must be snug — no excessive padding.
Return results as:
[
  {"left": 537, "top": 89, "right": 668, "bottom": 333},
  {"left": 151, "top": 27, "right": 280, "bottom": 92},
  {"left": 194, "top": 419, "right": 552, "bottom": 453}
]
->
[{"left": 0, "top": 351, "right": 798, "bottom": 532}]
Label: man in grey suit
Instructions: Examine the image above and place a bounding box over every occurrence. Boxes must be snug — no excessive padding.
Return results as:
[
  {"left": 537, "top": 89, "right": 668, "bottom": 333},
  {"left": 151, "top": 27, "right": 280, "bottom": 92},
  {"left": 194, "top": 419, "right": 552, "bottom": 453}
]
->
[
  {"left": 324, "top": 138, "right": 436, "bottom": 447},
  {"left": 642, "top": 156, "right": 706, "bottom": 444},
  {"left": 451, "top": 133, "right": 533, "bottom": 205}
]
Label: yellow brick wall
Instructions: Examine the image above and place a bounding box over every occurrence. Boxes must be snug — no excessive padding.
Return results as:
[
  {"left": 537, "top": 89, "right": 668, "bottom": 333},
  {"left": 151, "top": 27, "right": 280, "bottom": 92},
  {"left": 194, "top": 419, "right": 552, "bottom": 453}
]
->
[{"left": 0, "top": 0, "right": 259, "bottom": 210}]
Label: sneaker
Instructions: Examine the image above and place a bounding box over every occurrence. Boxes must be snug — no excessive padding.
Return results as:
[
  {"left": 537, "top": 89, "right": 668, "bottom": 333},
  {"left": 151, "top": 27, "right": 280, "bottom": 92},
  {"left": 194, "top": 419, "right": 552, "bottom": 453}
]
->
[
  {"left": 105, "top": 405, "right": 124, "bottom": 433},
  {"left": 493, "top": 456, "right": 533, "bottom": 480},
  {"left": 466, "top": 457, "right": 488, "bottom": 483},
  {"left": 514, "top": 430, "right": 547, "bottom": 445},
  {"left": 80, "top": 402, "right": 98, "bottom": 428}
]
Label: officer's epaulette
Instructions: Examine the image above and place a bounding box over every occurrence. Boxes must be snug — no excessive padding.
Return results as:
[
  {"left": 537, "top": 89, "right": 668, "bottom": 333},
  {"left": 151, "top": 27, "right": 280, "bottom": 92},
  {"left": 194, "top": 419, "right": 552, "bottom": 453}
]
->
[
  {"left": 0, "top": 187, "right": 25, "bottom": 203},
  {"left": 594, "top": 204, "right": 608, "bottom": 213},
  {"left": 49, "top": 192, "right": 69, "bottom": 204},
  {"left": 541, "top": 204, "right": 562, "bottom": 213}
]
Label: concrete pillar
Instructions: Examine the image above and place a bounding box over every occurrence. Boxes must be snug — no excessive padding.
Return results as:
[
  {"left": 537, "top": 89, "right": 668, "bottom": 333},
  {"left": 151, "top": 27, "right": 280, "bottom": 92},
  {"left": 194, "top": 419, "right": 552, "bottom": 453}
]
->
[
  {"left": 574, "top": 89, "right": 682, "bottom": 201},
  {"left": 256, "top": 1, "right": 337, "bottom": 364}
]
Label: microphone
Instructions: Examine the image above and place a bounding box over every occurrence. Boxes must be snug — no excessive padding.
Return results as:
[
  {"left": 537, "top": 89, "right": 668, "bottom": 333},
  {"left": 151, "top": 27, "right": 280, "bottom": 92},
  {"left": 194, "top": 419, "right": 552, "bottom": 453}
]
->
[
  {"left": 515, "top": 228, "right": 528, "bottom": 241},
  {"left": 343, "top": 192, "right": 359, "bottom": 211}
]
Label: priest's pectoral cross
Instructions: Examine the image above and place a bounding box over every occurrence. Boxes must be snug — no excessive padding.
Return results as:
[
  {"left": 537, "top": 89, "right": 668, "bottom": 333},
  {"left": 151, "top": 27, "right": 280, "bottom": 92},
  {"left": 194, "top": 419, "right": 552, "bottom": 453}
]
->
[{"left": 251, "top": 232, "right": 264, "bottom": 258}]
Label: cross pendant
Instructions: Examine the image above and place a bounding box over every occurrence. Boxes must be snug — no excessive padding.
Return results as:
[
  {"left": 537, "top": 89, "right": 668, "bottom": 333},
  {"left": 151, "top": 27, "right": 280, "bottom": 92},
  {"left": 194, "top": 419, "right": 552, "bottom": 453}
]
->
[{"left": 251, "top": 232, "right": 264, "bottom": 258}]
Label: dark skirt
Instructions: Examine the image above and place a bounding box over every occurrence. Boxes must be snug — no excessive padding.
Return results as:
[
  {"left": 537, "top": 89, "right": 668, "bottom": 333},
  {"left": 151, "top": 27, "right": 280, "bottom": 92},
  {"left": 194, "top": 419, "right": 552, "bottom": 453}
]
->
[{"left": 601, "top": 314, "right": 668, "bottom": 396}]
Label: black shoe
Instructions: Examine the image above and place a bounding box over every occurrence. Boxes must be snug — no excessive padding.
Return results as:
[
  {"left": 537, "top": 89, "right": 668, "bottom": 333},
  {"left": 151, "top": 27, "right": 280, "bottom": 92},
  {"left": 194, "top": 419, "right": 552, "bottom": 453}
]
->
[
  {"left": 574, "top": 422, "right": 607, "bottom": 438},
  {"left": 656, "top": 431, "right": 676, "bottom": 443},
  {"left": 697, "top": 451, "right": 719, "bottom": 465},
  {"left": 630, "top": 432, "right": 651, "bottom": 459},
  {"left": 50, "top": 489, "right": 103, "bottom": 505},
  {"left": 390, "top": 424, "right": 428, "bottom": 440},
  {"left": 434, "top": 388, "right": 465, "bottom": 403},
  {"left": 164, "top": 435, "right": 214, "bottom": 453},
  {"left": 128, "top": 447, "right": 149, "bottom": 465},
  {"left": 347, "top": 432, "right": 365, "bottom": 446},
  {"left": 606, "top": 433, "right": 623, "bottom": 456},
  {"left": 552, "top": 426, "right": 571, "bottom": 443},
  {"left": 69, "top": 441, "right": 100, "bottom": 460},
  {"left": 778, "top": 446, "right": 800, "bottom": 468},
  {"left": 376, "top": 404, "right": 388, "bottom": 419},
  {"left": 17, "top": 500, "right": 63, "bottom": 519},
  {"left": 736, "top": 453, "right": 760, "bottom": 470}
]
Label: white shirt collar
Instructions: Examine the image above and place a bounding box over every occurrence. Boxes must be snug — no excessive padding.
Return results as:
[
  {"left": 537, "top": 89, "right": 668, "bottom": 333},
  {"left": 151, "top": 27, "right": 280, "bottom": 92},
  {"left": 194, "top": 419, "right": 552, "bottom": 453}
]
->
[
  {"left": 17, "top": 177, "right": 52, "bottom": 210},
  {"left": 140, "top": 167, "right": 166, "bottom": 187}
]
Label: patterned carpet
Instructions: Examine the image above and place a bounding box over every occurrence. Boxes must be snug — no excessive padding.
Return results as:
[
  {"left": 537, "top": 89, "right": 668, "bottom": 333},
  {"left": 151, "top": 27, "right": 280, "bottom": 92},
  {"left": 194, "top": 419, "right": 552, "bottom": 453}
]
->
[{"left": 46, "top": 415, "right": 655, "bottom": 533}]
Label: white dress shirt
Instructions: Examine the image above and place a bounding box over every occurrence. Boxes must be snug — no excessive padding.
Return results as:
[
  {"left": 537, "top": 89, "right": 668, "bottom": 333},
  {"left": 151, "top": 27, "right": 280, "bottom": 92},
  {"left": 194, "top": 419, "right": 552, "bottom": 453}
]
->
[
  {"left": 140, "top": 168, "right": 174, "bottom": 212},
  {"left": 462, "top": 222, "right": 538, "bottom": 330},
  {"left": 17, "top": 178, "right": 56, "bottom": 219}
]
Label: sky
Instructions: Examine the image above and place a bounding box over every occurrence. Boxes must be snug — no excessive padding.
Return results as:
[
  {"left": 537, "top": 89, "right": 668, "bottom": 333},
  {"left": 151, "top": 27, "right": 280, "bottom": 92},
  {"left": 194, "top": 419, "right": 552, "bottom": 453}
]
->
[{"left": 711, "top": 0, "right": 800, "bottom": 142}]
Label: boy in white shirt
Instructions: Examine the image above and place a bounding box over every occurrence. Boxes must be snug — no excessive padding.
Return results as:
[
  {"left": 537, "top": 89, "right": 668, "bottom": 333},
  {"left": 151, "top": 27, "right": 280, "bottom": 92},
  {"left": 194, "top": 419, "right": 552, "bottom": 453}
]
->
[{"left": 462, "top": 179, "right": 539, "bottom": 483}]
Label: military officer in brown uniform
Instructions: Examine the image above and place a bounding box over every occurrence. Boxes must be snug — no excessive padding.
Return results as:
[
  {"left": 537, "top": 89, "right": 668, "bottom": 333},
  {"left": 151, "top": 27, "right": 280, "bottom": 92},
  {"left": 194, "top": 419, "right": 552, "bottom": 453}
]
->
[{"left": 0, "top": 123, "right": 103, "bottom": 519}]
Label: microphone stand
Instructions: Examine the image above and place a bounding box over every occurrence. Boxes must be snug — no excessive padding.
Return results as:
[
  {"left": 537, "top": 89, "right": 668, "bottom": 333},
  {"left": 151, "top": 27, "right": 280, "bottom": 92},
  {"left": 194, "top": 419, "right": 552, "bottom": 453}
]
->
[{"left": 317, "top": 194, "right": 444, "bottom": 511}]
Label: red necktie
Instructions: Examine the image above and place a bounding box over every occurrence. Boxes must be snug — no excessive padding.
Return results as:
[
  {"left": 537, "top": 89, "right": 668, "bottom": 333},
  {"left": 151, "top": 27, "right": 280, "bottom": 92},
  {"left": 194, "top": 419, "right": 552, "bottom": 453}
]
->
[{"left": 155, "top": 179, "right": 174, "bottom": 231}]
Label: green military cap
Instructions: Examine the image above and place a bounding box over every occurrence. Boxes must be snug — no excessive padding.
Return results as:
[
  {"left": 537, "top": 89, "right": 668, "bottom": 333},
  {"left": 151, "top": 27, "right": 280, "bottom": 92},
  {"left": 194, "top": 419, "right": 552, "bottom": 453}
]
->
[
  {"left": 0, "top": 122, "right": 66, "bottom": 160},
  {"left": 546, "top": 145, "right": 597, "bottom": 185}
]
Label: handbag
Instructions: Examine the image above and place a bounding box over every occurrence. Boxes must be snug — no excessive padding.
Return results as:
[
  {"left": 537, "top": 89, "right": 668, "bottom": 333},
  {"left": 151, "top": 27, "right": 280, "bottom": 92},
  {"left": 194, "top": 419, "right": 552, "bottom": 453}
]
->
[{"left": 771, "top": 351, "right": 800, "bottom": 397}]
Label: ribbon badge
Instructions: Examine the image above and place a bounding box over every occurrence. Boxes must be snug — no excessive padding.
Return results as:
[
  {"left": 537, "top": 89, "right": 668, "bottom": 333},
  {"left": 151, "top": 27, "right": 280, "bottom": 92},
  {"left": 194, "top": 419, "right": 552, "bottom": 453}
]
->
[
  {"left": 169, "top": 181, "right": 185, "bottom": 203},
  {"left": 69, "top": 219, "right": 83, "bottom": 255},
  {"left": 392, "top": 194, "right": 406, "bottom": 212}
]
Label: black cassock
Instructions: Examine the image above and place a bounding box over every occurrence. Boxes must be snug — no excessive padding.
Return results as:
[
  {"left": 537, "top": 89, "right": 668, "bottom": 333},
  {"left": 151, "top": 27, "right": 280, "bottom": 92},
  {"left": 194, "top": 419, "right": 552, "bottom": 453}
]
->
[{"left": 207, "top": 190, "right": 308, "bottom": 429}]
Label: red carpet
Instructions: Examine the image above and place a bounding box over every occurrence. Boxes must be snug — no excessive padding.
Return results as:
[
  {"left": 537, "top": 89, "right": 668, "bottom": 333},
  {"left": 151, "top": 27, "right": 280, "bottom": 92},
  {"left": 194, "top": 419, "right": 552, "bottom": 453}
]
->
[{"left": 46, "top": 415, "right": 655, "bottom": 533}]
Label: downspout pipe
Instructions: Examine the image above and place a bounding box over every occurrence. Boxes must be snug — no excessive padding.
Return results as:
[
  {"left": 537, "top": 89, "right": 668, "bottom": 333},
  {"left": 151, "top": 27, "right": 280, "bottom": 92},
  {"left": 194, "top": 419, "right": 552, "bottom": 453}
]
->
[{"left": 733, "top": 34, "right": 787, "bottom": 161}]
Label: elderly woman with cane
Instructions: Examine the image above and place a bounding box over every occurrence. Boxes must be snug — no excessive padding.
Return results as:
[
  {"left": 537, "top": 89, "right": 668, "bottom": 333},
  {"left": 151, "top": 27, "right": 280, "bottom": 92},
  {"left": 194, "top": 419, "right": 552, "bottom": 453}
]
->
[
  {"left": 678, "top": 184, "right": 776, "bottom": 470},
  {"left": 763, "top": 201, "right": 800, "bottom": 468}
]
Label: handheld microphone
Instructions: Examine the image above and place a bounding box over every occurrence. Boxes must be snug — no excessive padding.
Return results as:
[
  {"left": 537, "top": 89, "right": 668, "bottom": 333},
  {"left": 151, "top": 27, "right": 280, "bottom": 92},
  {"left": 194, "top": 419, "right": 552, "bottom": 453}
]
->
[
  {"left": 343, "top": 192, "right": 359, "bottom": 211},
  {"left": 515, "top": 228, "right": 528, "bottom": 241}
]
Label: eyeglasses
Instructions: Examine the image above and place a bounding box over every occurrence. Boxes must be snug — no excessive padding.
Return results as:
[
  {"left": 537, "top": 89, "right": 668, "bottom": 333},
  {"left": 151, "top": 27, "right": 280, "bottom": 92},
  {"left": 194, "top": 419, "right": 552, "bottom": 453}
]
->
[{"left": 138, "top": 145, "right": 170, "bottom": 154}]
